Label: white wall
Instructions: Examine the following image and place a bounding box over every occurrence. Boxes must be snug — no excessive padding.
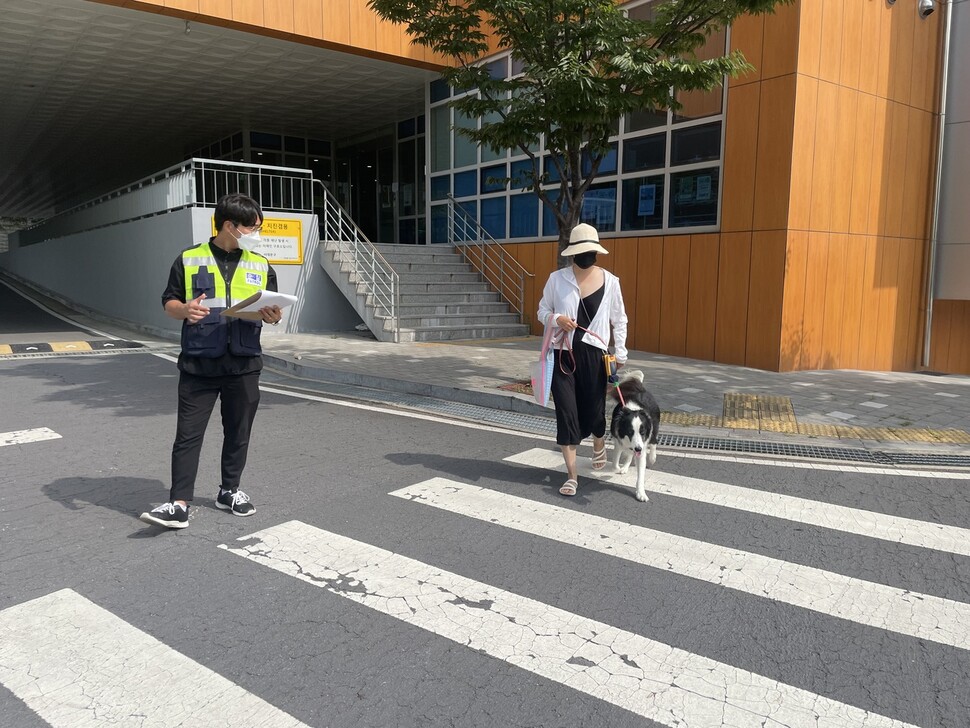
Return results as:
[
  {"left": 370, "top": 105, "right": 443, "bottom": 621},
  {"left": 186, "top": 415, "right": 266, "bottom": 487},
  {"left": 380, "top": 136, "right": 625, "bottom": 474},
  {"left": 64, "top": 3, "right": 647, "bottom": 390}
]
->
[
  {"left": 936, "top": 1, "right": 970, "bottom": 301},
  {"left": 0, "top": 208, "right": 362, "bottom": 336}
]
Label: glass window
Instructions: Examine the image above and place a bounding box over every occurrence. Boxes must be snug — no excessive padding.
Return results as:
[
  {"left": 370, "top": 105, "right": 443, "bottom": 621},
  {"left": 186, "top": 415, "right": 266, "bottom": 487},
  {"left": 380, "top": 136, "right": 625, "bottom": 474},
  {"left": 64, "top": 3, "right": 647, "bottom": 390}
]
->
[
  {"left": 232, "top": 132, "right": 243, "bottom": 150},
  {"left": 542, "top": 189, "right": 562, "bottom": 237},
  {"left": 481, "top": 109, "right": 506, "bottom": 162},
  {"left": 543, "top": 154, "right": 565, "bottom": 184},
  {"left": 250, "top": 131, "right": 282, "bottom": 150},
  {"left": 398, "top": 139, "right": 416, "bottom": 216},
  {"left": 284, "top": 154, "right": 305, "bottom": 169},
  {"left": 669, "top": 167, "right": 719, "bottom": 227},
  {"left": 220, "top": 137, "right": 231, "bottom": 156},
  {"left": 308, "top": 139, "right": 331, "bottom": 157},
  {"left": 481, "top": 197, "right": 506, "bottom": 240},
  {"left": 399, "top": 218, "right": 416, "bottom": 244},
  {"left": 510, "top": 159, "right": 536, "bottom": 190},
  {"left": 431, "top": 175, "right": 450, "bottom": 201},
  {"left": 453, "top": 200, "right": 478, "bottom": 242},
  {"left": 510, "top": 193, "right": 539, "bottom": 238},
  {"left": 253, "top": 151, "right": 280, "bottom": 166},
  {"left": 431, "top": 106, "right": 450, "bottom": 172},
  {"left": 578, "top": 182, "right": 617, "bottom": 232},
  {"left": 626, "top": 108, "right": 667, "bottom": 133},
  {"left": 417, "top": 141, "right": 426, "bottom": 210},
  {"left": 417, "top": 114, "right": 426, "bottom": 135},
  {"left": 622, "top": 133, "right": 665, "bottom": 172},
  {"left": 582, "top": 143, "right": 618, "bottom": 177},
  {"left": 454, "top": 169, "right": 477, "bottom": 198},
  {"left": 486, "top": 57, "right": 507, "bottom": 80},
  {"left": 454, "top": 109, "right": 478, "bottom": 168},
  {"left": 481, "top": 164, "right": 507, "bottom": 193},
  {"left": 671, "top": 122, "right": 721, "bottom": 166},
  {"left": 621, "top": 175, "right": 664, "bottom": 230},
  {"left": 511, "top": 55, "right": 527, "bottom": 76},
  {"left": 430, "top": 78, "right": 450, "bottom": 103},
  {"left": 430, "top": 204, "right": 449, "bottom": 243},
  {"left": 285, "top": 136, "right": 306, "bottom": 153},
  {"left": 398, "top": 117, "right": 416, "bottom": 138},
  {"left": 309, "top": 157, "right": 331, "bottom": 185}
]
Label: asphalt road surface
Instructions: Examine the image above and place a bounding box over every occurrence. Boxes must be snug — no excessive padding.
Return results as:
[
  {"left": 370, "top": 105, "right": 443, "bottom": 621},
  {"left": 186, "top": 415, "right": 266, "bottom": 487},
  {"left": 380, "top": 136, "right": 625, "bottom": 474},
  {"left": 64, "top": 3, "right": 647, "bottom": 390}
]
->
[{"left": 2, "top": 297, "right": 969, "bottom": 726}]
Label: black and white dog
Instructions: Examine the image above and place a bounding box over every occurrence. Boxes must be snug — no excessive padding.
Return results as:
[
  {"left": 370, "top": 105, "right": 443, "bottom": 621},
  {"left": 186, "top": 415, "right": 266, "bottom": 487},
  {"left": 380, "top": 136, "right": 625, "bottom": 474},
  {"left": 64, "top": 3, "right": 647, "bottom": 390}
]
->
[{"left": 609, "top": 370, "right": 660, "bottom": 502}]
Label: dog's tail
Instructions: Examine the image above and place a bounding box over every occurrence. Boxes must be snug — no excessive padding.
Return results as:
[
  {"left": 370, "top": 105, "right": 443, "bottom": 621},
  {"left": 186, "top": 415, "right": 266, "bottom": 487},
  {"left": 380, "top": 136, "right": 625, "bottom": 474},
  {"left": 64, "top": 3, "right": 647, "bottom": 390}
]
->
[{"left": 609, "top": 368, "right": 646, "bottom": 402}]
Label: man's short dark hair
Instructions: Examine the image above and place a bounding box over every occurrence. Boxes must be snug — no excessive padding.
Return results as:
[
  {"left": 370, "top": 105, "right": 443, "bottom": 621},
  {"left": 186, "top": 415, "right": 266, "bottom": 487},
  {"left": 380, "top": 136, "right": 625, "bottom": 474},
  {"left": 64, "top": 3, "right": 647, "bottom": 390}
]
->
[{"left": 214, "top": 193, "right": 263, "bottom": 232}]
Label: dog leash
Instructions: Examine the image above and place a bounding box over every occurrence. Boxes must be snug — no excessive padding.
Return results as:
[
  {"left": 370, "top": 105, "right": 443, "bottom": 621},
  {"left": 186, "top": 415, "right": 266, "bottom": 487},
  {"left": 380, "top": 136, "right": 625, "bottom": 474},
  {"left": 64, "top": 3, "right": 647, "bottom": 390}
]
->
[{"left": 556, "top": 324, "right": 626, "bottom": 407}]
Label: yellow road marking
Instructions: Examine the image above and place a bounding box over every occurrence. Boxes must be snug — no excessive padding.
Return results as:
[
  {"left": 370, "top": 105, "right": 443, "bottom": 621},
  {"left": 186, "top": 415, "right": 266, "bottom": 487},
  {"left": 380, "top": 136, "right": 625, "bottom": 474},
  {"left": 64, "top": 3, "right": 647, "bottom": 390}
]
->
[{"left": 49, "top": 341, "right": 93, "bottom": 352}]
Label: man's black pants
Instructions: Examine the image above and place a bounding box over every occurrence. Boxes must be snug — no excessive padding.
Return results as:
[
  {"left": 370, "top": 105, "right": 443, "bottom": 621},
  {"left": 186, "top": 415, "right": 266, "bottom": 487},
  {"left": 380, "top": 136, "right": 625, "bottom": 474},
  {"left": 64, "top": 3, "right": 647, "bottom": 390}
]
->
[{"left": 170, "top": 371, "right": 261, "bottom": 503}]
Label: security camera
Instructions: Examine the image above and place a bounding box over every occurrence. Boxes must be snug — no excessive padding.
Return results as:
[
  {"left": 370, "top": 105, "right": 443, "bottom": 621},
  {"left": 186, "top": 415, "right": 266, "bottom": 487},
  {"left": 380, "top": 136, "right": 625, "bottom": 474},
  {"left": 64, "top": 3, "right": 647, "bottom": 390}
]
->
[{"left": 918, "top": 0, "right": 935, "bottom": 18}]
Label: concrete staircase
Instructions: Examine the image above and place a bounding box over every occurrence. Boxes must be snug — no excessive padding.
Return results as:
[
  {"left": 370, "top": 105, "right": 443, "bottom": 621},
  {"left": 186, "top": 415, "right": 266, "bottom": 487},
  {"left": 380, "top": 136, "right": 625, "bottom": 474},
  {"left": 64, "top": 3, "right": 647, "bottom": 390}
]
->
[
  {"left": 373, "top": 244, "right": 530, "bottom": 342},
  {"left": 319, "top": 241, "right": 530, "bottom": 342}
]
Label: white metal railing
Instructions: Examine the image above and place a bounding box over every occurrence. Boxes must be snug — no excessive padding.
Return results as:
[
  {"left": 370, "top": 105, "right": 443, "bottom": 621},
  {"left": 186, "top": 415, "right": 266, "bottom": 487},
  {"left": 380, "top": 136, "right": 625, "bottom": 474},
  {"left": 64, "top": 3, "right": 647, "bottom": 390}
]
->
[
  {"left": 14, "top": 158, "right": 314, "bottom": 246},
  {"left": 447, "top": 194, "right": 534, "bottom": 324},
  {"left": 315, "top": 180, "right": 400, "bottom": 341}
]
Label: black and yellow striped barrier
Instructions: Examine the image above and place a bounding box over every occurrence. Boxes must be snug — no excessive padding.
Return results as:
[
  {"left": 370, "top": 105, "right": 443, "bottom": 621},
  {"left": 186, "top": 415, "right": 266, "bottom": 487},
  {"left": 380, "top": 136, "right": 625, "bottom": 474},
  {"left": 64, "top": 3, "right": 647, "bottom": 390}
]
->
[{"left": 0, "top": 340, "right": 146, "bottom": 355}]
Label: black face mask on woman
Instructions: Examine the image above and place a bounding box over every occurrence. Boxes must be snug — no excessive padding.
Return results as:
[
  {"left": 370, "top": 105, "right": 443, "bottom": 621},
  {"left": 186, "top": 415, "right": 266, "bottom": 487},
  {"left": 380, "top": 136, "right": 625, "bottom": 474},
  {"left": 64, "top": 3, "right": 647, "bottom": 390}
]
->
[{"left": 573, "top": 251, "right": 597, "bottom": 269}]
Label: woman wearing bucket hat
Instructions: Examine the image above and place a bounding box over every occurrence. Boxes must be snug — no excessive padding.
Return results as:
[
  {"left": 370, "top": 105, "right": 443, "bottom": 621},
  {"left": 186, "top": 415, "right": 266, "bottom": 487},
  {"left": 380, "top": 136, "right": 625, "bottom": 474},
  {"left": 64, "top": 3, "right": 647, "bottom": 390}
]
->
[{"left": 537, "top": 223, "right": 629, "bottom": 497}]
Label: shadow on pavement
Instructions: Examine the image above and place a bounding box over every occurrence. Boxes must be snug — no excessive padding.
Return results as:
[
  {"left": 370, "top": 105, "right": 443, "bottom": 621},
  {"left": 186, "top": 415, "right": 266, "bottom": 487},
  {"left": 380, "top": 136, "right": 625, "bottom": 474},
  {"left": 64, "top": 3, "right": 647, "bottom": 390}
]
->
[{"left": 40, "top": 475, "right": 179, "bottom": 538}]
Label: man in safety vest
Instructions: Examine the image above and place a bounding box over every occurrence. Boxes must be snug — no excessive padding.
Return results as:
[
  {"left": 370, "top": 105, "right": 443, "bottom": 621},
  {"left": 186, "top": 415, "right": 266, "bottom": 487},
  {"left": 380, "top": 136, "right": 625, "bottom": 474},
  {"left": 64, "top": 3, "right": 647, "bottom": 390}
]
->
[{"left": 140, "top": 193, "right": 282, "bottom": 529}]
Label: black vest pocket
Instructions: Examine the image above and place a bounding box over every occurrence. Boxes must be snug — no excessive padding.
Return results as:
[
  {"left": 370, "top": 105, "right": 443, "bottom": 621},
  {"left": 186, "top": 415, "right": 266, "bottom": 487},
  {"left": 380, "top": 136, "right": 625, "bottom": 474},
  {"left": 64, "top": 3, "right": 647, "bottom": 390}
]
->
[
  {"left": 229, "top": 319, "right": 262, "bottom": 356},
  {"left": 182, "top": 319, "right": 229, "bottom": 358}
]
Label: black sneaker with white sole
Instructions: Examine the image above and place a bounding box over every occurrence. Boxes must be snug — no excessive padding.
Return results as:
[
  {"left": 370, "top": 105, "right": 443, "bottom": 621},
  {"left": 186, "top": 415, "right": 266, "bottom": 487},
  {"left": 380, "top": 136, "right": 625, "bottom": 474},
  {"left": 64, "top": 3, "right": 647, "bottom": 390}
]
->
[
  {"left": 215, "top": 489, "right": 256, "bottom": 516},
  {"left": 139, "top": 502, "right": 189, "bottom": 529}
]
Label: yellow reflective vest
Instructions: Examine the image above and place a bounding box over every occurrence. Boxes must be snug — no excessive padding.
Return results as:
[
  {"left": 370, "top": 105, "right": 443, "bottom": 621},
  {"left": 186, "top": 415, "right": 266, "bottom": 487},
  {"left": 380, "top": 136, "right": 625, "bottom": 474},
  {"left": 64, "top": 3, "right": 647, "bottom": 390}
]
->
[{"left": 181, "top": 242, "right": 269, "bottom": 358}]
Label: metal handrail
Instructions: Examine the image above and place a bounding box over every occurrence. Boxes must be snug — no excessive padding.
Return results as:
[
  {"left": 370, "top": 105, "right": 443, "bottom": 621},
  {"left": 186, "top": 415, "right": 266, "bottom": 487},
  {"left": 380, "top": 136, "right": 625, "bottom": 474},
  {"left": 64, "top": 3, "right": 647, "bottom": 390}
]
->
[
  {"left": 446, "top": 194, "right": 535, "bottom": 325},
  {"left": 15, "top": 158, "right": 314, "bottom": 246},
  {"left": 314, "top": 180, "right": 400, "bottom": 341}
]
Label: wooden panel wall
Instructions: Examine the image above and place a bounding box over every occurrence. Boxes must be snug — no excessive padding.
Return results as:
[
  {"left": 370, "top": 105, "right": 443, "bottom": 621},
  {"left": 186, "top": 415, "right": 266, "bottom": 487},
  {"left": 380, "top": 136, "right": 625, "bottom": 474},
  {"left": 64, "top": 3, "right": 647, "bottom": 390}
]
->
[
  {"left": 503, "top": 231, "right": 785, "bottom": 373},
  {"left": 112, "top": 0, "right": 445, "bottom": 68},
  {"left": 929, "top": 300, "right": 970, "bottom": 375},
  {"left": 777, "top": 0, "right": 943, "bottom": 372}
]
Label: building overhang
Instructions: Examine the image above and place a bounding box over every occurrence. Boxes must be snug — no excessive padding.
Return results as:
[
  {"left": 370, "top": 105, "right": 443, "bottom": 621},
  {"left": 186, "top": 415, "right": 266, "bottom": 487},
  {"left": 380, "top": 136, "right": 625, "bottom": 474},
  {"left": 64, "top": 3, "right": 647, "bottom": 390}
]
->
[{"left": 0, "top": 0, "right": 439, "bottom": 219}]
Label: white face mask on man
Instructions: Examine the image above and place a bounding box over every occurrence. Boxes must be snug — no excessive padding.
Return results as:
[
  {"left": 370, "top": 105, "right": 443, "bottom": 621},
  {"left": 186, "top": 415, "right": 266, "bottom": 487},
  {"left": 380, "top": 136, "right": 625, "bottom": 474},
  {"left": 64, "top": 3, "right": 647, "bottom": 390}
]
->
[{"left": 232, "top": 224, "right": 262, "bottom": 250}]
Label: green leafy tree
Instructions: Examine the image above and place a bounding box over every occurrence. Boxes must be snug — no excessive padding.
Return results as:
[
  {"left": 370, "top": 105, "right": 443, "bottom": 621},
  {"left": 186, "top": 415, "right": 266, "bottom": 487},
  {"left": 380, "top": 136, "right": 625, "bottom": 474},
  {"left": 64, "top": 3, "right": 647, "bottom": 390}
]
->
[{"left": 369, "top": 0, "right": 791, "bottom": 255}]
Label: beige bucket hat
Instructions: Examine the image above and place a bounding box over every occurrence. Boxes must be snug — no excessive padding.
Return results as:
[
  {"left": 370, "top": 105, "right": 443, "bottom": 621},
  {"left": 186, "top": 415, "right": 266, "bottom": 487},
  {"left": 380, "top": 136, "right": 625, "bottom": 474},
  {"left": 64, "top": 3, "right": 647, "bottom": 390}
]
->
[{"left": 560, "top": 223, "right": 609, "bottom": 256}]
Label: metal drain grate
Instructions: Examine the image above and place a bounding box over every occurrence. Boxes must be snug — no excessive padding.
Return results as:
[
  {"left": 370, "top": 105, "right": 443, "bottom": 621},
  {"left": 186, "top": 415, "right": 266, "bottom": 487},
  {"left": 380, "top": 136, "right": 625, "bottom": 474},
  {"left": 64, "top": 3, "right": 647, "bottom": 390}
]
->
[{"left": 658, "top": 433, "right": 970, "bottom": 468}]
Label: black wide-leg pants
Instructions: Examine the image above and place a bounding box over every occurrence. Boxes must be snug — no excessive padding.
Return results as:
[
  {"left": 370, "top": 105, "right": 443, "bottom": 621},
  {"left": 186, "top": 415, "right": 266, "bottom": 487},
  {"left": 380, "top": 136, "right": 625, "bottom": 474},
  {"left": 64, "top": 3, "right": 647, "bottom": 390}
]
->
[
  {"left": 169, "top": 371, "right": 261, "bottom": 502},
  {"left": 551, "top": 340, "right": 608, "bottom": 447}
]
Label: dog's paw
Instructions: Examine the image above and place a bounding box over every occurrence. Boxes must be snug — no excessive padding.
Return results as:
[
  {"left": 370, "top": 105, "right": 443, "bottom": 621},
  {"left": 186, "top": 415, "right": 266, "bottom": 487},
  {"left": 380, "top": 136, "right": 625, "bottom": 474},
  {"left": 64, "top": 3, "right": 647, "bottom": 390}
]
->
[
  {"left": 618, "top": 465, "right": 631, "bottom": 475},
  {"left": 635, "top": 490, "right": 649, "bottom": 503}
]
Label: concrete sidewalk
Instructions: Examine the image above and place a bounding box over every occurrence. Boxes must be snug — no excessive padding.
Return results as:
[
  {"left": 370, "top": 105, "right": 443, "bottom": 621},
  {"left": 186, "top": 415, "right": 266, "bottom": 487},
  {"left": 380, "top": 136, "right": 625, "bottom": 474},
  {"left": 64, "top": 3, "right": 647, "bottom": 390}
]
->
[
  {"left": 4, "top": 262, "right": 968, "bottom": 460},
  {"left": 259, "top": 330, "right": 970, "bottom": 456}
]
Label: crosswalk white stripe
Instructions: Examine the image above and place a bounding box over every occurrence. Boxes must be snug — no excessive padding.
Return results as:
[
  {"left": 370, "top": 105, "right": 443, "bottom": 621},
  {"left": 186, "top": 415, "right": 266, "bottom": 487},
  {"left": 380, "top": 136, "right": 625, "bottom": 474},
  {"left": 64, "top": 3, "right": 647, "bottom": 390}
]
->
[
  {"left": 221, "top": 521, "right": 916, "bottom": 728},
  {"left": 391, "top": 478, "right": 970, "bottom": 652},
  {"left": 0, "top": 589, "right": 309, "bottom": 728},
  {"left": 0, "top": 427, "right": 61, "bottom": 447},
  {"left": 506, "top": 447, "right": 970, "bottom": 557}
]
